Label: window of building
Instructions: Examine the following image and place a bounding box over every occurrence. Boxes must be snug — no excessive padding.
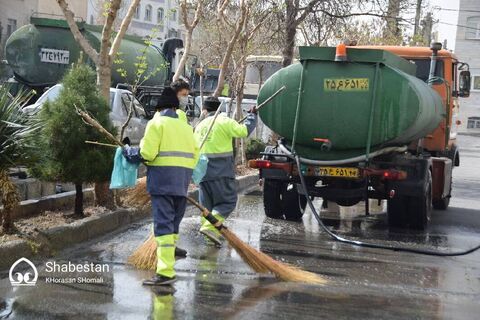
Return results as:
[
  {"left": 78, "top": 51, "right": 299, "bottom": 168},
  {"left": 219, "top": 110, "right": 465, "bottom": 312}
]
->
[
  {"left": 473, "top": 75, "right": 480, "bottom": 91},
  {"left": 157, "top": 8, "right": 164, "bottom": 23},
  {"left": 145, "top": 5, "right": 152, "bottom": 21},
  {"left": 134, "top": 5, "right": 140, "bottom": 19},
  {"left": 467, "top": 117, "right": 480, "bottom": 129},
  {"left": 170, "top": 9, "right": 177, "bottom": 22},
  {"left": 7, "top": 19, "right": 17, "bottom": 37},
  {"left": 466, "top": 16, "right": 480, "bottom": 39},
  {"left": 90, "top": 15, "right": 94, "bottom": 24}
]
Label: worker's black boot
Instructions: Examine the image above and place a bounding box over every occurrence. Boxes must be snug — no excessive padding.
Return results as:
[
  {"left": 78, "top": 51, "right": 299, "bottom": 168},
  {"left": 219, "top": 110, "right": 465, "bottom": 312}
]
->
[
  {"left": 175, "top": 247, "right": 187, "bottom": 258},
  {"left": 142, "top": 275, "right": 177, "bottom": 286}
]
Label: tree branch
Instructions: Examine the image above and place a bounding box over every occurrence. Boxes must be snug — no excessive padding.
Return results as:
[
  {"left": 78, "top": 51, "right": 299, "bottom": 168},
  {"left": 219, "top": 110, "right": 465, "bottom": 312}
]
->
[
  {"left": 110, "top": 0, "right": 141, "bottom": 57},
  {"left": 99, "top": 0, "right": 121, "bottom": 66},
  {"left": 56, "top": 0, "right": 99, "bottom": 64},
  {"left": 295, "top": 0, "right": 322, "bottom": 26},
  {"left": 173, "top": 0, "right": 204, "bottom": 82}
]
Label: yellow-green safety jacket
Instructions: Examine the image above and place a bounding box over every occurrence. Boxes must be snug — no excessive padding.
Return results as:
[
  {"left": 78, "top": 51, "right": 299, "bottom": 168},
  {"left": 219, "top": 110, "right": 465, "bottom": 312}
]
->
[
  {"left": 194, "top": 112, "right": 257, "bottom": 182},
  {"left": 140, "top": 109, "right": 198, "bottom": 196}
]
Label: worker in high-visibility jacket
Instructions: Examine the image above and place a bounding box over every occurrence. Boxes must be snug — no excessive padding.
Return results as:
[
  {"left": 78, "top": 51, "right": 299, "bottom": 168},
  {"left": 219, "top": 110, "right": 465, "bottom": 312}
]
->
[
  {"left": 139, "top": 87, "right": 198, "bottom": 286},
  {"left": 194, "top": 96, "right": 257, "bottom": 246}
]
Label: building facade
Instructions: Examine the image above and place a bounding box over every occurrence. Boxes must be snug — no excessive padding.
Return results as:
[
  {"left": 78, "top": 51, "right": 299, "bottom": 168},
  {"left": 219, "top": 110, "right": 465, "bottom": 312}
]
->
[
  {"left": 87, "top": 0, "right": 183, "bottom": 40},
  {"left": 0, "top": 0, "right": 87, "bottom": 60},
  {"left": 454, "top": 0, "right": 480, "bottom": 132}
]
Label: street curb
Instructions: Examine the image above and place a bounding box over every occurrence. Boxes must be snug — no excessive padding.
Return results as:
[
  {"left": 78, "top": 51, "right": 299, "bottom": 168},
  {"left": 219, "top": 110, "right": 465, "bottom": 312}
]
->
[
  {"left": 0, "top": 173, "right": 259, "bottom": 271},
  {"left": 1, "top": 188, "right": 95, "bottom": 221}
]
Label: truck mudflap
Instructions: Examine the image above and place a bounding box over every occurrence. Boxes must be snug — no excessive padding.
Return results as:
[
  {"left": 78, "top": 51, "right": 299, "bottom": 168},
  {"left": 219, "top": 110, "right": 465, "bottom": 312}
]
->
[{"left": 431, "top": 157, "right": 453, "bottom": 204}]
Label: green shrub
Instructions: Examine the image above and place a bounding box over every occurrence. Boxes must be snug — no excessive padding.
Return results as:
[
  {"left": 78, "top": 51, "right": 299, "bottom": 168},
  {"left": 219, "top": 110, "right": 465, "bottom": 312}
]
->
[{"left": 31, "top": 63, "right": 115, "bottom": 216}]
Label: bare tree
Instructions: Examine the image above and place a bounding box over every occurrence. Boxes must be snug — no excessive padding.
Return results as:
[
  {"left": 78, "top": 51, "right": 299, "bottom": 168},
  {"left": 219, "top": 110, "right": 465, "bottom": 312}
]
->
[
  {"left": 173, "top": 0, "right": 204, "bottom": 82},
  {"left": 280, "top": 0, "right": 323, "bottom": 67},
  {"left": 212, "top": 0, "right": 248, "bottom": 97}
]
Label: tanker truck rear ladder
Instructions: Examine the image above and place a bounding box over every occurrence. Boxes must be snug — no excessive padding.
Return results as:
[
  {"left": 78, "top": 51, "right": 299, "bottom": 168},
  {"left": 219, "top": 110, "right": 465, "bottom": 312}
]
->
[{"left": 250, "top": 43, "right": 471, "bottom": 230}]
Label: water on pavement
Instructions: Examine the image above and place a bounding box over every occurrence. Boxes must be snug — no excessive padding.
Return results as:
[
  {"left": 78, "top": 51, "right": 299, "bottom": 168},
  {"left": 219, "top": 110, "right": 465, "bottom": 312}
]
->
[{"left": 1, "top": 135, "right": 480, "bottom": 319}]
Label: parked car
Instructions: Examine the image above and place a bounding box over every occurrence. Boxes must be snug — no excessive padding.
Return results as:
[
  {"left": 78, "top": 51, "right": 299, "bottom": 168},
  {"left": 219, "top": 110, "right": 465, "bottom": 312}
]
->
[{"left": 22, "top": 84, "right": 147, "bottom": 144}]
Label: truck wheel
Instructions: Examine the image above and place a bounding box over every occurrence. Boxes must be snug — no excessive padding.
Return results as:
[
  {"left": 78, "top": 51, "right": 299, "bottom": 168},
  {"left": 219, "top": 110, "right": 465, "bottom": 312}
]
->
[
  {"left": 388, "top": 171, "right": 432, "bottom": 230},
  {"left": 283, "top": 184, "right": 307, "bottom": 221},
  {"left": 406, "top": 170, "right": 433, "bottom": 230},
  {"left": 263, "top": 179, "right": 284, "bottom": 219}
]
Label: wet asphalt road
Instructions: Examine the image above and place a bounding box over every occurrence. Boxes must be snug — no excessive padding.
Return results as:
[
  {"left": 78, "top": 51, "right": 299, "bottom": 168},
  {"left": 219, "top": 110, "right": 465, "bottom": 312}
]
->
[{"left": 1, "top": 134, "right": 480, "bottom": 319}]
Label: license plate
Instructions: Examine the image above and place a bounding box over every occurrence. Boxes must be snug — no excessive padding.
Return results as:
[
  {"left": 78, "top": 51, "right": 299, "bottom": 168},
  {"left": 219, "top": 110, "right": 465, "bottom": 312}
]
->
[
  {"left": 324, "top": 78, "right": 369, "bottom": 92},
  {"left": 315, "top": 166, "right": 360, "bottom": 178}
]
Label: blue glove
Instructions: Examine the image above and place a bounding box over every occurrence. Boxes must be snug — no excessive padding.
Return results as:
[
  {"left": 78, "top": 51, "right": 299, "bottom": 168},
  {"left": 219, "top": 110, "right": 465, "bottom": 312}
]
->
[{"left": 122, "top": 145, "right": 144, "bottom": 164}]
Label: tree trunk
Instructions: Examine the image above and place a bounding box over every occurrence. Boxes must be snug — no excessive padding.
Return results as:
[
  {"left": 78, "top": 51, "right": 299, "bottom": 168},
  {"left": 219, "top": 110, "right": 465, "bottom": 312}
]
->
[
  {"left": 97, "top": 63, "right": 112, "bottom": 101},
  {"left": 74, "top": 183, "right": 84, "bottom": 217},
  {"left": 95, "top": 63, "right": 115, "bottom": 209},
  {"left": 94, "top": 181, "right": 115, "bottom": 210},
  {"left": 282, "top": 0, "right": 297, "bottom": 67},
  {"left": 0, "top": 170, "right": 19, "bottom": 233},
  {"left": 384, "top": 0, "right": 403, "bottom": 41},
  {"left": 413, "top": 0, "right": 422, "bottom": 37}
]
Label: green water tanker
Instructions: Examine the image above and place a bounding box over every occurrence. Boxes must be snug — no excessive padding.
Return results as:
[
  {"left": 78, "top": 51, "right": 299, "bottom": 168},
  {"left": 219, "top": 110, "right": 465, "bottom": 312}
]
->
[
  {"left": 257, "top": 46, "right": 444, "bottom": 162},
  {"left": 4, "top": 18, "right": 175, "bottom": 91},
  {"left": 250, "top": 44, "right": 468, "bottom": 230}
]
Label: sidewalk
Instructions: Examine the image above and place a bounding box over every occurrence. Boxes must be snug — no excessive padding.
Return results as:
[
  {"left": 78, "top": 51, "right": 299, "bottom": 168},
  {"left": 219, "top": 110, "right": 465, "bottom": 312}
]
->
[{"left": 0, "top": 174, "right": 259, "bottom": 270}]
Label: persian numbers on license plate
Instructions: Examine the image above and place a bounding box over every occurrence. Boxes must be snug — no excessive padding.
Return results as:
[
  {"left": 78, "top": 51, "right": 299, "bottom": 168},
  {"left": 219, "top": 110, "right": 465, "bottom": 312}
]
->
[{"left": 315, "top": 166, "right": 360, "bottom": 178}]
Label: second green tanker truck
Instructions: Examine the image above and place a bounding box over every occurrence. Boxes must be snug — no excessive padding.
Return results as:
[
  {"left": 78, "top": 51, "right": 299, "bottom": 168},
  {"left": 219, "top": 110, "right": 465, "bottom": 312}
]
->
[
  {"left": 4, "top": 17, "right": 184, "bottom": 97},
  {"left": 250, "top": 43, "right": 471, "bottom": 230}
]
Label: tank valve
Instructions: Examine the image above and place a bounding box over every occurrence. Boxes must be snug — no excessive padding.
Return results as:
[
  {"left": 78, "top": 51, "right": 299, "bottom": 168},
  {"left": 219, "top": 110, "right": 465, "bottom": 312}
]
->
[{"left": 313, "top": 138, "right": 332, "bottom": 151}]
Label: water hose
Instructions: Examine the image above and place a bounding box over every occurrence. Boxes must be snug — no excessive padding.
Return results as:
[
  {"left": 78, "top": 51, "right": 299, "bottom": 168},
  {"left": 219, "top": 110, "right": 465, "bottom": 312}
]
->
[{"left": 294, "top": 154, "right": 480, "bottom": 256}]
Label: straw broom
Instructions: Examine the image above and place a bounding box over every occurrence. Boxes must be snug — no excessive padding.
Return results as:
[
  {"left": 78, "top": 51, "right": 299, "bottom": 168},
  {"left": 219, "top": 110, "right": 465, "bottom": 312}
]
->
[{"left": 124, "top": 178, "right": 326, "bottom": 285}]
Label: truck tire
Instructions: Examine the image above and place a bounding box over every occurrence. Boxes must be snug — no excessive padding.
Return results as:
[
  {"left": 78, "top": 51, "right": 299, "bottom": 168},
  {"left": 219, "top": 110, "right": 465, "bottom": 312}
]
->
[
  {"left": 283, "top": 184, "right": 307, "bottom": 221},
  {"left": 263, "top": 180, "right": 307, "bottom": 221},
  {"left": 387, "top": 171, "right": 432, "bottom": 230},
  {"left": 405, "top": 170, "right": 432, "bottom": 230},
  {"left": 263, "top": 179, "right": 284, "bottom": 219}
]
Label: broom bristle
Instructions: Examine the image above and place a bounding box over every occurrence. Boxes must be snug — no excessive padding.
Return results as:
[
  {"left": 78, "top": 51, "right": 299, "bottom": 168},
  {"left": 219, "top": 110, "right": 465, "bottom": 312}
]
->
[
  {"left": 123, "top": 177, "right": 150, "bottom": 208},
  {"left": 125, "top": 177, "right": 327, "bottom": 284},
  {"left": 221, "top": 228, "right": 327, "bottom": 285},
  {"left": 127, "top": 233, "right": 157, "bottom": 270}
]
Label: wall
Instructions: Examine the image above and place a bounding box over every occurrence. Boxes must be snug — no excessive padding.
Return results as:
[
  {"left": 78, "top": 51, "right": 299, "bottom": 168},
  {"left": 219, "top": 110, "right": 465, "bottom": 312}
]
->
[
  {"left": 37, "top": 0, "right": 88, "bottom": 20},
  {"left": 454, "top": 0, "right": 480, "bottom": 133}
]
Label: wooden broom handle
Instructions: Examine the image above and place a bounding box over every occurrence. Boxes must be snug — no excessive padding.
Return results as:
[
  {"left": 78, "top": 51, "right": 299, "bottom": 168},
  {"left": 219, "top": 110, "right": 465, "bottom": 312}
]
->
[{"left": 186, "top": 196, "right": 224, "bottom": 229}]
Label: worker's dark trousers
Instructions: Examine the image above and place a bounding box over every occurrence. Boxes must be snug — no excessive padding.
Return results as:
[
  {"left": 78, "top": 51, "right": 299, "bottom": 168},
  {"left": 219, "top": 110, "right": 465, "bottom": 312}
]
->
[
  {"left": 151, "top": 195, "right": 187, "bottom": 236},
  {"left": 199, "top": 177, "right": 237, "bottom": 218}
]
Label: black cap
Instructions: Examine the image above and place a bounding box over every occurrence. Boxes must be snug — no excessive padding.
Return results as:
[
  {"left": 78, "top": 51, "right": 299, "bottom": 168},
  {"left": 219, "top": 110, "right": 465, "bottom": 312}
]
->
[
  {"left": 157, "top": 87, "right": 179, "bottom": 109},
  {"left": 204, "top": 96, "right": 221, "bottom": 112}
]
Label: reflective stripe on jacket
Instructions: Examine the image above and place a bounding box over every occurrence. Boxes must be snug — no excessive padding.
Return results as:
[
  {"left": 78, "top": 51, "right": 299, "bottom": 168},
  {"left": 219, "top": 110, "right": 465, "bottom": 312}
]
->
[
  {"left": 140, "top": 110, "right": 198, "bottom": 169},
  {"left": 194, "top": 114, "right": 248, "bottom": 157}
]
